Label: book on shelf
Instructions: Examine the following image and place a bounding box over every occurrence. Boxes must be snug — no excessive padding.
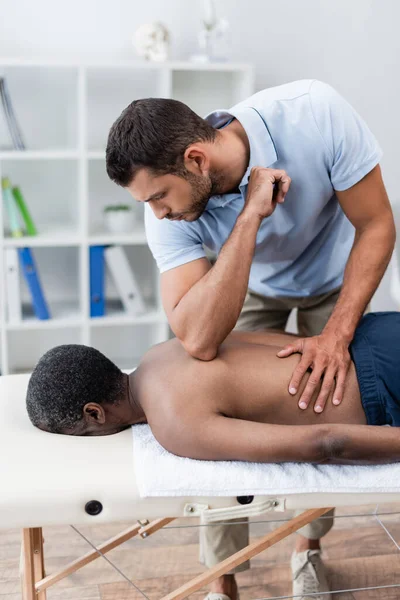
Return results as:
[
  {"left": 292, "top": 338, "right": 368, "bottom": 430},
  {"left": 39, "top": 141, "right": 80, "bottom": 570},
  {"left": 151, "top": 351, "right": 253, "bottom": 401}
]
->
[
  {"left": 1, "top": 177, "right": 38, "bottom": 237},
  {"left": 2, "top": 177, "right": 23, "bottom": 237},
  {"left": 18, "top": 247, "right": 51, "bottom": 320},
  {"left": 89, "top": 245, "right": 146, "bottom": 318},
  {"left": 104, "top": 245, "right": 146, "bottom": 316},
  {"left": 5, "top": 248, "right": 22, "bottom": 323},
  {"left": 90, "top": 245, "right": 105, "bottom": 317},
  {"left": 0, "top": 77, "right": 25, "bottom": 150},
  {"left": 12, "top": 185, "right": 37, "bottom": 235}
]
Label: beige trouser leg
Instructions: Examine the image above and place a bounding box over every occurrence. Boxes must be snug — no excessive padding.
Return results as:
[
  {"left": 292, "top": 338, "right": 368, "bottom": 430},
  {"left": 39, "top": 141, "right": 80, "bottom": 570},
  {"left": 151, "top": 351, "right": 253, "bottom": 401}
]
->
[{"left": 199, "top": 286, "right": 341, "bottom": 572}]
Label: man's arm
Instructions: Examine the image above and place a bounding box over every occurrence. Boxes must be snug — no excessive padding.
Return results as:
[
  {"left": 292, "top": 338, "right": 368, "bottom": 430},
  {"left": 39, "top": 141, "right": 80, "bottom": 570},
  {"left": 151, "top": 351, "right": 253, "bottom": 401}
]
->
[
  {"left": 279, "top": 165, "right": 396, "bottom": 411},
  {"left": 155, "top": 415, "right": 400, "bottom": 465},
  {"left": 325, "top": 164, "right": 395, "bottom": 344},
  {"left": 162, "top": 168, "right": 291, "bottom": 361}
]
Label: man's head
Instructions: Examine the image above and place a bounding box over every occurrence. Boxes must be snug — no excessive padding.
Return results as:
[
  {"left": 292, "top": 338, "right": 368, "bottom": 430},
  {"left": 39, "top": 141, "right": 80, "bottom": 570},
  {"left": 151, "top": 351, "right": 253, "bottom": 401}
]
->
[
  {"left": 26, "top": 344, "right": 131, "bottom": 436},
  {"left": 106, "top": 98, "right": 225, "bottom": 222}
]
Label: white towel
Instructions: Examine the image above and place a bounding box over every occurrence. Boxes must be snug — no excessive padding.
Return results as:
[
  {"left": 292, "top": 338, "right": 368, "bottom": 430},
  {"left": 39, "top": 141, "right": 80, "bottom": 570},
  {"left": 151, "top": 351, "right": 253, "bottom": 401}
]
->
[{"left": 132, "top": 424, "right": 400, "bottom": 498}]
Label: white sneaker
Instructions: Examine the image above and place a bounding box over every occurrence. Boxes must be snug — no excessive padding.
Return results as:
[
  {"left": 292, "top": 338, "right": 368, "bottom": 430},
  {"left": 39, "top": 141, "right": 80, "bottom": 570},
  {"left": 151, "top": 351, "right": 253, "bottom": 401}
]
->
[
  {"left": 204, "top": 594, "right": 240, "bottom": 600},
  {"left": 290, "top": 549, "right": 331, "bottom": 599}
]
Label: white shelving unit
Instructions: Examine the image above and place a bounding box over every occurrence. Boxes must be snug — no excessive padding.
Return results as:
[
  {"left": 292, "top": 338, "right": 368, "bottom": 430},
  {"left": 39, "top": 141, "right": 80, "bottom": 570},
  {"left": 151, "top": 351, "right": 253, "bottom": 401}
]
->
[{"left": 0, "top": 59, "right": 254, "bottom": 374}]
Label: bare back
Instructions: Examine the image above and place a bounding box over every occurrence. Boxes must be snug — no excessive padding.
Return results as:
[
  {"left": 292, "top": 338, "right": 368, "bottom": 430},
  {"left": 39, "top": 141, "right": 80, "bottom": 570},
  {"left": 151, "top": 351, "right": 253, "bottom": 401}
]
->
[{"left": 134, "top": 331, "right": 367, "bottom": 436}]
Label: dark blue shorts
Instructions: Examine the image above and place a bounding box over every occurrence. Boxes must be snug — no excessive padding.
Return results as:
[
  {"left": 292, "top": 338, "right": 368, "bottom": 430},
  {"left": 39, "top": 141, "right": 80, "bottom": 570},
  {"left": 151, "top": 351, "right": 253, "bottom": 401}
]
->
[{"left": 349, "top": 312, "right": 400, "bottom": 426}]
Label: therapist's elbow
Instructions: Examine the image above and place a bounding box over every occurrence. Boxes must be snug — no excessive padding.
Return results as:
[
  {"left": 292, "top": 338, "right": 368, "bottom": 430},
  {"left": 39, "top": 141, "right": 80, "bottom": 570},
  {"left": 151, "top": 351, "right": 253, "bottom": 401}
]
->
[
  {"left": 170, "top": 312, "right": 218, "bottom": 361},
  {"left": 382, "top": 213, "right": 396, "bottom": 249},
  {"left": 183, "top": 339, "right": 218, "bottom": 361}
]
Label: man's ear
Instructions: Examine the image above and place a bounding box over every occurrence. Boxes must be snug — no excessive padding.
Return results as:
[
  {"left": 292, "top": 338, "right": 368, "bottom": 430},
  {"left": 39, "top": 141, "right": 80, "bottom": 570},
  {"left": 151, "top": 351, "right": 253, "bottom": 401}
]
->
[
  {"left": 183, "top": 144, "right": 210, "bottom": 175},
  {"left": 83, "top": 403, "right": 106, "bottom": 425}
]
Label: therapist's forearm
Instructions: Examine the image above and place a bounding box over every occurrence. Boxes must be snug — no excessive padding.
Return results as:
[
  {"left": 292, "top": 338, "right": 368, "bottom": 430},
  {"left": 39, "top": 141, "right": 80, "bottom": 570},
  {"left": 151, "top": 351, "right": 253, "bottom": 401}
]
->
[
  {"left": 174, "top": 210, "right": 261, "bottom": 360},
  {"left": 323, "top": 216, "right": 396, "bottom": 343}
]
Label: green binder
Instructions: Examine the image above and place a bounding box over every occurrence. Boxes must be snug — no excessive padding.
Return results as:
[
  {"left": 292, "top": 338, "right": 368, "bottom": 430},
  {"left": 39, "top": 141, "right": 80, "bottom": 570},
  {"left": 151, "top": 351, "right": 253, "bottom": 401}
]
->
[
  {"left": 2, "top": 177, "right": 23, "bottom": 237},
  {"left": 12, "top": 185, "right": 37, "bottom": 236}
]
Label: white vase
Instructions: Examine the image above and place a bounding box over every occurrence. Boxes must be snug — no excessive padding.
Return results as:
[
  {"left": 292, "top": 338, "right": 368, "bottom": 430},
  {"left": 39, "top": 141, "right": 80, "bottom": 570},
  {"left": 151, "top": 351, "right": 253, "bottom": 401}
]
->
[{"left": 104, "top": 210, "right": 136, "bottom": 234}]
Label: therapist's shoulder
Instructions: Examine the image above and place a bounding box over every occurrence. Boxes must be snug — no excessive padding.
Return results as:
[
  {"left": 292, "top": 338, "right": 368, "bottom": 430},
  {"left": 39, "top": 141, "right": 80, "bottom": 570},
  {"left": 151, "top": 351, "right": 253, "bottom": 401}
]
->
[
  {"left": 306, "top": 79, "right": 350, "bottom": 109},
  {"left": 236, "top": 79, "right": 343, "bottom": 115},
  {"left": 232, "top": 79, "right": 316, "bottom": 111}
]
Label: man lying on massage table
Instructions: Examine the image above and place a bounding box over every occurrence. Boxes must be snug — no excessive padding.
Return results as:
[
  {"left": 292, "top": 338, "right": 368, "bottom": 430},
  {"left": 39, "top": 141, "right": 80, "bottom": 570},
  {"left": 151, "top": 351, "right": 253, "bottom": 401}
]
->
[{"left": 26, "top": 311, "right": 400, "bottom": 465}]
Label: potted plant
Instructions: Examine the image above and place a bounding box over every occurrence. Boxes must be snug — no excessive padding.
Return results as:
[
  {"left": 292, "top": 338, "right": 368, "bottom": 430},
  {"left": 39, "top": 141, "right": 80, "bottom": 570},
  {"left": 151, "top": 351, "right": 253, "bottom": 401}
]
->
[{"left": 103, "top": 204, "right": 136, "bottom": 234}]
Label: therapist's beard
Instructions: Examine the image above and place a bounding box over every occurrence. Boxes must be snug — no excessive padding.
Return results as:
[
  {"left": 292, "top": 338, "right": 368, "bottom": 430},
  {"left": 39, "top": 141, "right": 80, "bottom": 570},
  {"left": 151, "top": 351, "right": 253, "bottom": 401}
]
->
[{"left": 174, "top": 170, "right": 225, "bottom": 221}]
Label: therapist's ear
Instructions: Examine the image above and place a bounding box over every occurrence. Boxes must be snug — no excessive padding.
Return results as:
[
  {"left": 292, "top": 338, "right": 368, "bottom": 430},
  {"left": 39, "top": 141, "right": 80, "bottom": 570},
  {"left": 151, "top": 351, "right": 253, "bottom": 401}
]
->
[
  {"left": 183, "top": 144, "right": 210, "bottom": 175},
  {"left": 83, "top": 403, "right": 106, "bottom": 424}
]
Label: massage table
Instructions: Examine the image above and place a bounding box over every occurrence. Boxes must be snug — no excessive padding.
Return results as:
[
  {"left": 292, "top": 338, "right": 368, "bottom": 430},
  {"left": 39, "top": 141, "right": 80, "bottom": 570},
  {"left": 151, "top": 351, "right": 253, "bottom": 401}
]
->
[{"left": 1, "top": 373, "right": 400, "bottom": 600}]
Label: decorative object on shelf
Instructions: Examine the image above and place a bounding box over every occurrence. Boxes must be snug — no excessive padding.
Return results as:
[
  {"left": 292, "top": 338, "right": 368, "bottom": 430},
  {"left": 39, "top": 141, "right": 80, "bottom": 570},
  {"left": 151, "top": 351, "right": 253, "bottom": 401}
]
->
[
  {"left": 0, "top": 77, "right": 25, "bottom": 150},
  {"left": 133, "top": 22, "right": 170, "bottom": 62},
  {"left": 2, "top": 177, "right": 38, "bottom": 237},
  {"left": 103, "top": 204, "right": 136, "bottom": 234},
  {"left": 190, "top": 0, "right": 230, "bottom": 63}
]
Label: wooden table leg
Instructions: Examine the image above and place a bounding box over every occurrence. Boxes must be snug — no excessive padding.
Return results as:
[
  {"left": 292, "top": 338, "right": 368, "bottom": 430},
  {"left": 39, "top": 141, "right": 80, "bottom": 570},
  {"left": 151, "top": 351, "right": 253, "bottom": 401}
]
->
[{"left": 21, "top": 528, "right": 46, "bottom": 600}]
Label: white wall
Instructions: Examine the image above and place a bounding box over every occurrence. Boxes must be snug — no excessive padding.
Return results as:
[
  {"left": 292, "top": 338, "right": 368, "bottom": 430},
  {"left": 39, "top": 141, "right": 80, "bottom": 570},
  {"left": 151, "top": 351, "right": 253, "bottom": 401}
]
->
[{"left": 1, "top": 0, "right": 399, "bottom": 309}]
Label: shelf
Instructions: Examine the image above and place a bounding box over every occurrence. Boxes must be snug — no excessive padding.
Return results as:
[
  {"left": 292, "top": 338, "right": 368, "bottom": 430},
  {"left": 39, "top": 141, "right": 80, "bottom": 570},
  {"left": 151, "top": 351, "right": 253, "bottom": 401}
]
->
[
  {"left": 89, "top": 227, "right": 147, "bottom": 246},
  {"left": 90, "top": 320, "right": 168, "bottom": 371},
  {"left": 6, "top": 326, "right": 83, "bottom": 374},
  {"left": 89, "top": 308, "right": 167, "bottom": 327},
  {"left": 4, "top": 305, "right": 167, "bottom": 330},
  {"left": 6, "top": 302, "right": 83, "bottom": 330},
  {"left": 2, "top": 226, "right": 82, "bottom": 247},
  {"left": 0, "top": 66, "right": 78, "bottom": 150},
  {"left": 86, "top": 67, "right": 161, "bottom": 150},
  {"left": 1, "top": 160, "right": 80, "bottom": 238},
  {"left": 172, "top": 69, "right": 250, "bottom": 115},
  {"left": 87, "top": 151, "right": 105, "bottom": 159},
  {"left": 0, "top": 60, "right": 253, "bottom": 375},
  {"left": 0, "top": 150, "right": 79, "bottom": 160},
  {"left": 0, "top": 58, "right": 253, "bottom": 71},
  {"left": 2, "top": 230, "right": 148, "bottom": 246},
  {"left": 88, "top": 159, "right": 141, "bottom": 234}
]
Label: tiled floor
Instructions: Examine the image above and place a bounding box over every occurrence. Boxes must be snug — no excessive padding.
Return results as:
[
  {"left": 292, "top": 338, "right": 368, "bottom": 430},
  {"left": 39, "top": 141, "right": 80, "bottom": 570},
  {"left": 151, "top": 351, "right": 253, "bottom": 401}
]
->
[{"left": 1, "top": 503, "right": 400, "bottom": 600}]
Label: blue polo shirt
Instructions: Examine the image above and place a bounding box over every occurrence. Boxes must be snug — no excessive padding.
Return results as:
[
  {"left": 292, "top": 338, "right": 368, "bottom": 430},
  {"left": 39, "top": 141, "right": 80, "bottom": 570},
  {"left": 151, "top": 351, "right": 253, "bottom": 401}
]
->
[{"left": 144, "top": 79, "right": 382, "bottom": 298}]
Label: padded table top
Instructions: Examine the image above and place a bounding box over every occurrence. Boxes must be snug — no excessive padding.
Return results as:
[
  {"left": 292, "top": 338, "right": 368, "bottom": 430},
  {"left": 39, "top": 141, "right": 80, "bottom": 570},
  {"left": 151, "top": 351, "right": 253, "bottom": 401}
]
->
[
  {"left": 0, "top": 374, "right": 240, "bottom": 528},
  {"left": 1, "top": 373, "right": 399, "bottom": 529}
]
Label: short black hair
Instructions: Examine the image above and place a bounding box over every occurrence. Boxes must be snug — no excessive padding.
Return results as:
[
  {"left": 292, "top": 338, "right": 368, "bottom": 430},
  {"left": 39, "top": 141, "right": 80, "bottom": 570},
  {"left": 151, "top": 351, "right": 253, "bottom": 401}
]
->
[
  {"left": 106, "top": 97, "right": 217, "bottom": 187},
  {"left": 26, "top": 344, "right": 125, "bottom": 434}
]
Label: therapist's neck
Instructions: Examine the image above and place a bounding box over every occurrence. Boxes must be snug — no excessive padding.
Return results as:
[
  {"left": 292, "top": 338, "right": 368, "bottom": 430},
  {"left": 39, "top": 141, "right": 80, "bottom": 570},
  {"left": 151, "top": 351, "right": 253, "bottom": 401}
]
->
[
  {"left": 126, "top": 372, "right": 147, "bottom": 425},
  {"left": 211, "top": 119, "right": 250, "bottom": 193}
]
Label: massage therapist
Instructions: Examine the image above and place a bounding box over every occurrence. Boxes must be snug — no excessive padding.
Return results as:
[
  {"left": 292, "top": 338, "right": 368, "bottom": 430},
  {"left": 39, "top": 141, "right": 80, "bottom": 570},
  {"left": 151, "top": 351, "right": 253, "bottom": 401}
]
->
[{"left": 105, "top": 79, "right": 395, "bottom": 600}]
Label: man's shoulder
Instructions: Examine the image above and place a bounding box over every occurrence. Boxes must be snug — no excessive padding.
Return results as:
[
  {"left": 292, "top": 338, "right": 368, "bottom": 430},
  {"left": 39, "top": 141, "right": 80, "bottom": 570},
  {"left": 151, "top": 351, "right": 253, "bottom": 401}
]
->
[
  {"left": 137, "top": 341, "right": 203, "bottom": 447},
  {"left": 231, "top": 79, "right": 316, "bottom": 112},
  {"left": 137, "top": 338, "right": 192, "bottom": 395},
  {"left": 229, "top": 79, "right": 341, "bottom": 124},
  {"left": 135, "top": 340, "right": 182, "bottom": 408},
  {"left": 140, "top": 337, "right": 183, "bottom": 368}
]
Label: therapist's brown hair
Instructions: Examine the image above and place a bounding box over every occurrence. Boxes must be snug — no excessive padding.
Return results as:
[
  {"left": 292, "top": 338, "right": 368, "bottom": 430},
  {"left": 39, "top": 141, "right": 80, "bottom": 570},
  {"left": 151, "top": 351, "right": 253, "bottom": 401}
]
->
[{"left": 106, "top": 98, "right": 217, "bottom": 187}]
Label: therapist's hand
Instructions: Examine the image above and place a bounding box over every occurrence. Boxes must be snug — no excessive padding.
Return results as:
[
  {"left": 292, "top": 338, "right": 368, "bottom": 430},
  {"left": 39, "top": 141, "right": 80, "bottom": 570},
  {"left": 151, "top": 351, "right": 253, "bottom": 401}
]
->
[
  {"left": 243, "top": 167, "right": 291, "bottom": 221},
  {"left": 276, "top": 333, "right": 351, "bottom": 413}
]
